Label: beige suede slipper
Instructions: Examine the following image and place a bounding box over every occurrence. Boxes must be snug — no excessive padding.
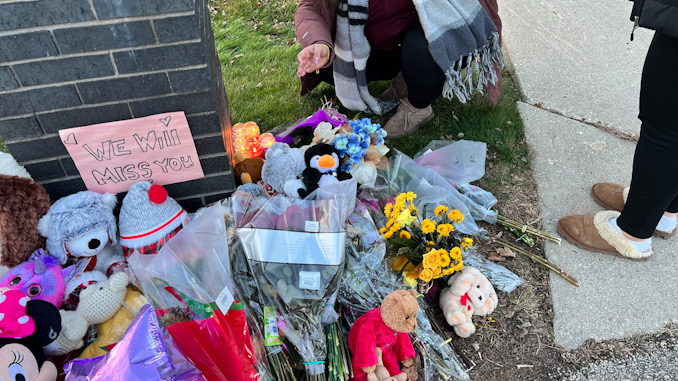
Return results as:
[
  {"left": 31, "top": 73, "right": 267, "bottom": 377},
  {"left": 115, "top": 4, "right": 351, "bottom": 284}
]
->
[{"left": 557, "top": 210, "right": 652, "bottom": 261}]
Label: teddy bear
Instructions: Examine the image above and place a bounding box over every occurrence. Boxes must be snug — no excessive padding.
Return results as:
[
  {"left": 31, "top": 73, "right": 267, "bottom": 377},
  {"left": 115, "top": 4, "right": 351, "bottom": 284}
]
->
[
  {"left": 260, "top": 142, "right": 307, "bottom": 197},
  {"left": 0, "top": 249, "right": 73, "bottom": 308},
  {"left": 0, "top": 289, "right": 62, "bottom": 381},
  {"left": 366, "top": 347, "right": 408, "bottom": 381},
  {"left": 439, "top": 266, "right": 498, "bottom": 338},
  {"left": 37, "top": 190, "right": 125, "bottom": 274},
  {"left": 348, "top": 289, "right": 419, "bottom": 381},
  {"left": 233, "top": 151, "right": 265, "bottom": 185},
  {"left": 299, "top": 143, "right": 352, "bottom": 198},
  {"left": 0, "top": 159, "right": 51, "bottom": 275},
  {"left": 44, "top": 271, "right": 129, "bottom": 356}
]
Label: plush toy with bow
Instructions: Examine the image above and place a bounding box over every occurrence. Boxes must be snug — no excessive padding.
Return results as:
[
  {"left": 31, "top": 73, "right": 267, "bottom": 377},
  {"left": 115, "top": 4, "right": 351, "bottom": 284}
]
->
[
  {"left": 299, "top": 143, "right": 351, "bottom": 198},
  {"left": 0, "top": 249, "right": 72, "bottom": 308},
  {"left": 439, "top": 266, "right": 498, "bottom": 338},
  {"left": 348, "top": 289, "right": 419, "bottom": 381},
  {"left": 0, "top": 289, "right": 62, "bottom": 381}
]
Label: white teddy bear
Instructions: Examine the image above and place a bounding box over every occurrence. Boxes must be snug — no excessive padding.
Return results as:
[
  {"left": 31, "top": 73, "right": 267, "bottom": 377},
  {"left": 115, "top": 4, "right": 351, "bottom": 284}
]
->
[
  {"left": 44, "top": 272, "right": 129, "bottom": 356},
  {"left": 439, "top": 266, "right": 498, "bottom": 338}
]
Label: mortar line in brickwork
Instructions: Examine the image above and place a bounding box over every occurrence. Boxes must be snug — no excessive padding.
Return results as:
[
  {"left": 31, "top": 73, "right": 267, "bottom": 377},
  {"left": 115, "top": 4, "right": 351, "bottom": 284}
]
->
[
  {"left": 86, "top": 0, "right": 99, "bottom": 19},
  {"left": 0, "top": 88, "right": 211, "bottom": 134},
  {"left": 0, "top": 38, "right": 202, "bottom": 66},
  {"left": 0, "top": 11, "right": 196, "bottom": 38},
  {"left": 0, "top": 63, "right": 208, "bottom": 95},
  {"left": 110, "top": 52, "right": 119, "bottom": 75},
  {"left": 174, "top": 186, "right": 235, "bottom": 202},
  {"left": 7, "top": 66, "right": 21, "bottom": 88},
  {"left": 19, "top": 154, "right": 71, "bottom": 166},
  {"left": 73, "top": 84, "right": 85, "bottom": 104},
  {"left": 38, "top": 174, "right": 81, "bottom": 185},
  {"left": 127, "top": 102, "right": 134, "bottom": 118},
  {"left": 149, "top": 19, "right": 160, "bottom": 44},
  {"left": 48, "top": 30, "right": 62, "bottom": 55}
]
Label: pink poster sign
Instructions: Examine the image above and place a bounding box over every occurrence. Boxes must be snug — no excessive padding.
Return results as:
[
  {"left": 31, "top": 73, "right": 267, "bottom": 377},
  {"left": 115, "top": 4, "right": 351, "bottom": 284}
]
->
[{"left": 59, "top": 112, "right": 205, "bottom": 194}]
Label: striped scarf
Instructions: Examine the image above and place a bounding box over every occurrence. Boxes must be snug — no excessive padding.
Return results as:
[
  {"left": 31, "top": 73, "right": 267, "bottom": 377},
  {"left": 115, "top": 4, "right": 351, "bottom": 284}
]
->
[{"left": 333, "top": 0, "right": 504, "bottom": 114}]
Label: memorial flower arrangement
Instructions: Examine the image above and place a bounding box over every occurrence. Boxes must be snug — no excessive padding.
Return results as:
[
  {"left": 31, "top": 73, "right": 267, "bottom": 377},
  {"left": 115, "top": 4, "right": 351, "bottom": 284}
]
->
[
  {"left": 331, "top": 118, "right": 387, "bottom": 172},
  {"left": 379, "top": 192, "right": 471, "bottom": 290}
]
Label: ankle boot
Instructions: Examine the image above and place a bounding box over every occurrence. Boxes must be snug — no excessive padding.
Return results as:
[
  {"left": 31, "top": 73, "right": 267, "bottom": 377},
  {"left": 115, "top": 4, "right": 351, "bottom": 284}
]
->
[
  {"left": 379, "top": 72, "right": 408, "bottom": 102},
  {"left": 383, "top": 98, "right": 433, "bottom": 139}
]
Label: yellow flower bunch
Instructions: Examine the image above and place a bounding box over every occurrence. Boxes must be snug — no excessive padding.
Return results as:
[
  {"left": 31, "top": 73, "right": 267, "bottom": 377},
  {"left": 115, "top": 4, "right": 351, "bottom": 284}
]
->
[{"left": 381, "top": 194, "right": 472, "bottom": 284}]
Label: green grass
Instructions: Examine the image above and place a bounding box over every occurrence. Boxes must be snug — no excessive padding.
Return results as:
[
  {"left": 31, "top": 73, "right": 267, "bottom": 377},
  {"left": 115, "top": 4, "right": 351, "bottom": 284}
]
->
[{"left": 209, "top": 0, "right": 527, "bottom": 167}]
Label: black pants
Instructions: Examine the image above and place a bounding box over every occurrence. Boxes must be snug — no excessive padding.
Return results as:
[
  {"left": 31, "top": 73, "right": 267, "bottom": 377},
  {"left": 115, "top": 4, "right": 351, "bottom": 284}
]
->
[
  {"left": 319, "top": 22, "right": 445, "bottom": 109},
  {"left": 617, "top": 32, "right": 678, "bottom": 238}
]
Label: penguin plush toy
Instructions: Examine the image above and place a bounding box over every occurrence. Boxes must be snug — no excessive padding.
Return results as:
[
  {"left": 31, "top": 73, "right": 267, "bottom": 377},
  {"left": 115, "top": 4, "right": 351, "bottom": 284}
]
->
[{"left": 299, "top": 143, "right": 352, "bottom": 198}]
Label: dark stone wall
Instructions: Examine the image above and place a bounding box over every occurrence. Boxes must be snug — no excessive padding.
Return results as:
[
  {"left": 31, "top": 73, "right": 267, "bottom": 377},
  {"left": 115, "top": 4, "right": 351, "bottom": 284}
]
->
[{"left": 0, "top": 0, "right": 234, "bottom": 211}]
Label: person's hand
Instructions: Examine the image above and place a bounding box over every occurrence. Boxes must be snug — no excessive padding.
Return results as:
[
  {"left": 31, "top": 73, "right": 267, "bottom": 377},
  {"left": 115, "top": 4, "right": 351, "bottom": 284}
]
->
[{"left": 297, "top": 43, "right": 329, "bottom": 77}]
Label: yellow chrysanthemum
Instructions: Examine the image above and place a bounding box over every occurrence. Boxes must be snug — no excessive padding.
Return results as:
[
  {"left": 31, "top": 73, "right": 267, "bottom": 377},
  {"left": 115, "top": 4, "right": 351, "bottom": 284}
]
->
[
  {"left": 407, "top": 204, "right": 419, "bottom": 214},
  {"left": 434, "top": 205, "right": 449, "bottom": 217},
  {"left": 404, "top": 191, "right": 417, "bottom": 202},
  {"left": 419, "top": 268, "right": 433, "bottom": 282},
  {"left": 421, "top": 219, "right": 436, "bottom": 234},
  {"left": 392, "top": 256, "right": 416, "bottom": 271},
  {"left": 437, "top": 223, "right": 454, "bottom": 238},
  {"left": 438, "top": 253, "right": 451, "bottom": 267},
  {"left": 453, "top": 262, "right": 464, "bottom": 271},
  {"left": 443, "top": 267, "right": 456, "bottom": 275},
  {"left": 390, "top": 223, "right": 401, "bottom": 233},
  {"left": 447, "top": 210, "right": 464, "bottom": 223},
  {"left": 384, "top": 203, "right": 394, "bottom": 219},
  {"left": 461, "top": 237, "right": 474, "bottom": 248},
  {"left": 400, "top": 230, "right": 412, "bottom": 239},
  {"left": 386, "top": 219, "right": 394, "bottom": 228},
  {"left": 383, "top": 231, "right": 394, "bottom": 239},
  {"left": 450, "top": 247, "right": 462, "bottom": 260},
  {"left": 394, "top": 200, "right": 405, "bottom": 211},
  {"left": 423, "top": 250, "right": 441, "bottom": 269},
  {"left": 379, "top": 227, "right": 388, "bottom": 234}
]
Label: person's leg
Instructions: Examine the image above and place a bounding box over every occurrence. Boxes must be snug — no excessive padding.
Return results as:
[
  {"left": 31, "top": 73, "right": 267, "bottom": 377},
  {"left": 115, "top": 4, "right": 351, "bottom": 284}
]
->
[
  {"left": 317, "top": 48, "right": 401, "bottom": 86},
  {"left": 400, "top": 22, "right": 445, "bottom": 109},
  {"left": 617, "top": 32, "right": 678, "bottom": 239}
]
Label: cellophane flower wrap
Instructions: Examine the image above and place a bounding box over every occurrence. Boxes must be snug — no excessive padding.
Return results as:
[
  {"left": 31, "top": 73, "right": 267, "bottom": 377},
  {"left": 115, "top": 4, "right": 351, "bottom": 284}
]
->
[
  {"left": 338, "top": 201, "right": 470, "bottom": 381},
  {"left": 231, "top": 180, "right": 357, "bottom": 381},
  {"left": 128, "top": 203, "right": 270, "bottom": 381}
]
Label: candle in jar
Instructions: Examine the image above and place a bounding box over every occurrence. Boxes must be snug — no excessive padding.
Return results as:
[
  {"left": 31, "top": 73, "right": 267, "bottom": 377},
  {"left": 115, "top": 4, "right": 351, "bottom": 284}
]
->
[{"left": 259, "top": 132, "right": 275, "bottom": 150}]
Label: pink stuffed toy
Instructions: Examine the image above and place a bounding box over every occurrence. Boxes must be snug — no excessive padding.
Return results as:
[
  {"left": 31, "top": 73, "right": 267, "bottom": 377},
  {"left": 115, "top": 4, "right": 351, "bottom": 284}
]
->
[{"left": 348, "top": 289, "right": 419, "bottom": 381}]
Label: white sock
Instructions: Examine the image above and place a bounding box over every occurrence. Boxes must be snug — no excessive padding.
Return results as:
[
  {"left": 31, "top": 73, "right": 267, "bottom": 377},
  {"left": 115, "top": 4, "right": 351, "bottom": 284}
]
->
[
  {"left": 609, "top": 218, "right": 652, "bottom": 253},
  {"left": 656, "top": 215, "right": 677, "bottom": 233}
]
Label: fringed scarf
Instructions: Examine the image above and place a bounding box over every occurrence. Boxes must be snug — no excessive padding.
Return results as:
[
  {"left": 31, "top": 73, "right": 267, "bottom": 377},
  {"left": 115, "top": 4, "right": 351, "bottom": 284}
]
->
[{"left": 333, "top": 0, "right": 504, "bottom": 114}]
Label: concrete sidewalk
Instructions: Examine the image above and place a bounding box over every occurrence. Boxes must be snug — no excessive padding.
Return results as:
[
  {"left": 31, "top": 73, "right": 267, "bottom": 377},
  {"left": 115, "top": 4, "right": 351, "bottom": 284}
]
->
[{"left": 499, "top": 0, "right": 678, "bottom": 351}]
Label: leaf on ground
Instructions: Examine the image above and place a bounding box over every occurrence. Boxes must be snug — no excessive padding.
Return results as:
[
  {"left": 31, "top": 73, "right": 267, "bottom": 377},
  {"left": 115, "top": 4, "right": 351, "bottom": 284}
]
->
[
  {"left": 488, "top": 253, "right": 507, "bottom": 262},
  {"left": 497, "top": 247, "right": 516, "bottom": 259}
]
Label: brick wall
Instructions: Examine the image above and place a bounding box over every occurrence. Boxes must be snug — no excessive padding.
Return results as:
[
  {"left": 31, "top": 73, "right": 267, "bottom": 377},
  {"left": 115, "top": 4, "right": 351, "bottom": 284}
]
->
[{"left": 0, "top": 0, "right": 235, "bottom": 211}]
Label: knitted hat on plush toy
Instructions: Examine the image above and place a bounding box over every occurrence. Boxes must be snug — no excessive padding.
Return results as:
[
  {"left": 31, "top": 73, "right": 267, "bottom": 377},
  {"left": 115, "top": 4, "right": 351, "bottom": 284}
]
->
[{"left": 119, "top": 181, "right": 187, "bottom": 256}]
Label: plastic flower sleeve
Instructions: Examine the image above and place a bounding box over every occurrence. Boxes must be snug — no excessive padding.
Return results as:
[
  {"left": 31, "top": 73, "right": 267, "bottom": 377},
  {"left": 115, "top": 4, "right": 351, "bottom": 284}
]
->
[
  {"left": 413, "top": 140, "right": 487, "bottom": 186},
  {"left": 380, "top": 151, "right": 481, "bottom": 235},
  {"left": 64, "top": 305, "right": 204, "bottom": 381},
  {"left": 462, "top": 246, "right": 523, "bottom": 293},
  {"left": 128, "top": 203, "right": 269, "bottom": 381},
  {"left": 234, "top": 191, "right": 354, "bottom": 381},
  {"left": 338, "top": 203, "right": 470, "bottom": 381}
]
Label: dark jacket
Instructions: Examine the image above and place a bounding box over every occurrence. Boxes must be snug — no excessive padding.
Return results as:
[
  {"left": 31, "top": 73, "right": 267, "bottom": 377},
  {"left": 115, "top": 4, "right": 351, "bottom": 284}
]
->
[{"left": 631, "top": 0, "right": 678, "bottom": 39}]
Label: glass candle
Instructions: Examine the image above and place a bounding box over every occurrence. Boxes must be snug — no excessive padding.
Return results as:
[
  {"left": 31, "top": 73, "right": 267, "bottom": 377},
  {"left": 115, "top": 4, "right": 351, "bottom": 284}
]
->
[{"left": 259, "top": 132, "right": 275, "bottom": 151}]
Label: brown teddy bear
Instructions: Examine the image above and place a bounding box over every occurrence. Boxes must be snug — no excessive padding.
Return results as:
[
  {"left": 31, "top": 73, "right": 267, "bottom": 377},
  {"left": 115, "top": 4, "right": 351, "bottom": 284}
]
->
[
  {"left": 439, "top": 266, "right": 498, "bottom": 338},
  {"left": 348, "top": 289, "right": 419, "bottom": 381},
  {"left": 233, "top": 151, "right": 264, "bottom": 185},
  {"left": 367, "top": 347, "right": 408, "bottom": 381}
]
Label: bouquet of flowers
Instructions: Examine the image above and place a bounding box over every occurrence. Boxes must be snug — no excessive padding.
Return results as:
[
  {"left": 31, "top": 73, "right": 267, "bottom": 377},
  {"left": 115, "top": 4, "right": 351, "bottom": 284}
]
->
[
  {"left": 231, "top": 181, "right": 356, "bottom": 381},
  {"left": 378, "top": 192, "right": 472, "bottom": 292}
]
